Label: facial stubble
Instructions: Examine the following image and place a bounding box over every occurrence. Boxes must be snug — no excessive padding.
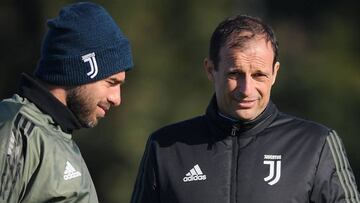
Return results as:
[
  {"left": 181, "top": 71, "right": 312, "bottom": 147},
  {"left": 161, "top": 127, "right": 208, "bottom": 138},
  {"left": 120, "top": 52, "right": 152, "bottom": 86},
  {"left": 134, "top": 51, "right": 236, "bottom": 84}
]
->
[{"left": 66, "top": 86, "right": 98, "bottom": 128}]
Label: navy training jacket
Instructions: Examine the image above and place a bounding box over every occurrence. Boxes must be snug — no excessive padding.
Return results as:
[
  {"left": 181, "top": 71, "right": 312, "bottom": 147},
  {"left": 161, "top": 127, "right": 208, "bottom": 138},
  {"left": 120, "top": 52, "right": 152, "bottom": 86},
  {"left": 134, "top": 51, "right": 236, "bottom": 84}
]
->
[{"left": 131, "top": 97, "right": 359, "bottom": 203}]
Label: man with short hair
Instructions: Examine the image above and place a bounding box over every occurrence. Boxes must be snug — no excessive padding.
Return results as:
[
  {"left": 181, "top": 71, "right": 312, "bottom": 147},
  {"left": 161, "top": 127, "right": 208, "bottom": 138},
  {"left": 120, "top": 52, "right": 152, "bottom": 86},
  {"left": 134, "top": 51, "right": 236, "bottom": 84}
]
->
[
  {"left": 131, "top": 15, "right": 359, "bottom": 203},
  {"left": 0, "top": 2, "right": 133, "bottom": 202}
]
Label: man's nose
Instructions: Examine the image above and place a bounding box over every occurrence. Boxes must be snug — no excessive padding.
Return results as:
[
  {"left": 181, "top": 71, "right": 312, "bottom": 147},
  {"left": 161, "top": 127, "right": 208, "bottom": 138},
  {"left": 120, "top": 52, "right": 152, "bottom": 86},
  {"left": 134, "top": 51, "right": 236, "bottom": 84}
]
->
[
  {"left": 108, "top": 86, "right": 121, "bottom": 107},
  {"left": 237, "top": 75, "right": 254, "bottom": 96}
]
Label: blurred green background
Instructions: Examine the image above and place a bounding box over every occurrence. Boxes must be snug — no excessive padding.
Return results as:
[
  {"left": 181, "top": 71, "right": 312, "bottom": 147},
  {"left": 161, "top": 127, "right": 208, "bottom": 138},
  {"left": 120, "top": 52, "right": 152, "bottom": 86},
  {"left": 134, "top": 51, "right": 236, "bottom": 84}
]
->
[{"left": 1, "top": 0, "right": 359, "bottom": 202}]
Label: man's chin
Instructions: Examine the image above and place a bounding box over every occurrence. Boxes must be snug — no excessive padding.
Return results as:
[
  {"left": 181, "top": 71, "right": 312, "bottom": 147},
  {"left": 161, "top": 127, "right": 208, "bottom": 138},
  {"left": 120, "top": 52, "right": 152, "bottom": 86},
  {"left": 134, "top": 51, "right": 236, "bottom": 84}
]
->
[
  {"left": 83, "top": 119, "right": 99, "bottom": 128},
  {"left": 234, "top": 109, "right": 257, "bottom": 121}
]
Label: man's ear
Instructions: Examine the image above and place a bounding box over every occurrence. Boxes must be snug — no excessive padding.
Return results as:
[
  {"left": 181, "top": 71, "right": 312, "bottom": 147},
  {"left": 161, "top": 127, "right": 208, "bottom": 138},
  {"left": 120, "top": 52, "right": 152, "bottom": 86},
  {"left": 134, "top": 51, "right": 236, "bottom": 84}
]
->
[
  {"left": 204, "top": 57, "right": 215, "bottom": 81},
  {"left": 272, "top": 61, "right": 280, "bottom": 85}
]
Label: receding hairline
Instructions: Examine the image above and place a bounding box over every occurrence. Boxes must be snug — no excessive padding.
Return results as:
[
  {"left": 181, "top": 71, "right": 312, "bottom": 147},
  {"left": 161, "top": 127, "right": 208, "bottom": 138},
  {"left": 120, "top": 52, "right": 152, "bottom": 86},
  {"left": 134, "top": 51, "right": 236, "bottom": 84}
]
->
[{"left": 216, "top": 33, "right": 276, "bottom": 66}]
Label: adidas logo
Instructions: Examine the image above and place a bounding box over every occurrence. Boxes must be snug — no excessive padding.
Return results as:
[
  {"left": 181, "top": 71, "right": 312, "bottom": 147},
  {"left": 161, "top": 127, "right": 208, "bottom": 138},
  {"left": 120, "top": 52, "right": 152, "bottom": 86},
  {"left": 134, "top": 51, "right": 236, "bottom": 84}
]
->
[
  {"left": 183, "top": 164, "right": 207, "bottom": 182},
  {"left": 63, "top": 161, "right": 82, "bottom": 180}
]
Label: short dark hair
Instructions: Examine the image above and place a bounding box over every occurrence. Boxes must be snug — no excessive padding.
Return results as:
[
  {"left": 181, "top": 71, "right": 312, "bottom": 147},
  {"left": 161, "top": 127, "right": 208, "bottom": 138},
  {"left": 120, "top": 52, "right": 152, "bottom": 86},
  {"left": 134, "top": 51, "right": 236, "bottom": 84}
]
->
[{"left": 209, "top": 15, "right": 279, "bottom": 69}]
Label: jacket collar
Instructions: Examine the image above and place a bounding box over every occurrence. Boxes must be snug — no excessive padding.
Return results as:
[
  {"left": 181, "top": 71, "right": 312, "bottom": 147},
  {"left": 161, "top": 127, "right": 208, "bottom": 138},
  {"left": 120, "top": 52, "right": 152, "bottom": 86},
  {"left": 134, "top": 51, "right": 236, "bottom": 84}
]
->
[
  {"left": 206, "top": 95, "right": 278, "bottom": 138},
  {"left": 17, "top": 73, "right": 83, "bottom": 133}
]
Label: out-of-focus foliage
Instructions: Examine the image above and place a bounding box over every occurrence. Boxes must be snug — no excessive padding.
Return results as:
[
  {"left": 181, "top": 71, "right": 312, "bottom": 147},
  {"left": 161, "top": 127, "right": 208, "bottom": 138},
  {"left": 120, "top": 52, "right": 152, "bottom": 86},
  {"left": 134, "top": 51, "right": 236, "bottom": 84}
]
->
[{"left": 0, "top": 0, "right": 359, "bottom": 202}]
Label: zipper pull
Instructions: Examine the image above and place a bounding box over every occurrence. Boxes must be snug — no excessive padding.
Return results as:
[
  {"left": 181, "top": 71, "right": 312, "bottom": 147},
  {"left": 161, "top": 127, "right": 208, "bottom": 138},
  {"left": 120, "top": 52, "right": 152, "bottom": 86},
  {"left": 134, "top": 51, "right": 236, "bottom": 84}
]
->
[{"left": 231, "top": 125, "right": 239, "bottom": 136}]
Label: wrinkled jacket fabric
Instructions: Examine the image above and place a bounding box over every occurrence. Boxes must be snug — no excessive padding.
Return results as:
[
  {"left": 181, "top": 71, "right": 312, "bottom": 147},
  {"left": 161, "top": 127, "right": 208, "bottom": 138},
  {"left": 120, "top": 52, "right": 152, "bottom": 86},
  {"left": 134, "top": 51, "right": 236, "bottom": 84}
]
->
[{"left": 131, "top": 97, "right": 359, "bottom": 203}]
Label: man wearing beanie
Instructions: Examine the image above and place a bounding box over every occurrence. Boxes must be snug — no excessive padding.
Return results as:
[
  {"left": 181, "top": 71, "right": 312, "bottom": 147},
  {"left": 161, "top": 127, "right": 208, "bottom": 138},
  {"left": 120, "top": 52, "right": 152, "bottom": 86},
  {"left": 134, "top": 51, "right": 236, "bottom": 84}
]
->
[{"left": 0, "top": 2, "right": 133, "bottom": 203}]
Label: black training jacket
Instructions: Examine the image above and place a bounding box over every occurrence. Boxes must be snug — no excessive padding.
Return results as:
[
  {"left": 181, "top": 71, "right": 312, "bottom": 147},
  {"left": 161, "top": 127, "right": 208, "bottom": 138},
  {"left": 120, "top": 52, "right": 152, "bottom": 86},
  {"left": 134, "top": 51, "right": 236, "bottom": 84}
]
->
[{"left": 131, "top": 97, "right": 359, "bottom": 203}]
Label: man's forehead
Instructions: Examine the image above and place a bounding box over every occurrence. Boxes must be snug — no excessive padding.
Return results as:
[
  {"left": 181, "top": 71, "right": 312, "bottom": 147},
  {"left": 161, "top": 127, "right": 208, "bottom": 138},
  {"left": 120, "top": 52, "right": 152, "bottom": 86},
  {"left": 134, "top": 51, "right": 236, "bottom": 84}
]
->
[{"left": 218, "top": 38, "right": 275, "bottom": 69}]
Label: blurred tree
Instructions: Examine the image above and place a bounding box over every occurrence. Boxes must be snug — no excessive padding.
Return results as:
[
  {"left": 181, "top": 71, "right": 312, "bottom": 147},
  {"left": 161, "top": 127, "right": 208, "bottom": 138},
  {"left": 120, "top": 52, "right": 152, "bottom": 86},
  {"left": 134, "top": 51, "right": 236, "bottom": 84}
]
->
[{"left": 0, "top": 0, "right": 43, "bottom": 98}]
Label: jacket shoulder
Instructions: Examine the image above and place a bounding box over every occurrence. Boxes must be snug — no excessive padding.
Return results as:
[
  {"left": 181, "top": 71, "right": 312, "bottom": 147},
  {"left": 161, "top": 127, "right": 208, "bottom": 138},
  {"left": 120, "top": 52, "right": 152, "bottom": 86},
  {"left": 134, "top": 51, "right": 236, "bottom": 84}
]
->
[
  {"left": 0, "top": 95, "right": 37, "bottom": 138},
  {"left": 1, "top": 94, "right": 51, "bottom": 125},
  {"left": 274, "top": 112, "right": 332, "bottom": 138},
  {"left": 0, "top": 95, "right": 24, "bottom": 121},
  {"left": 149, "top": 116, "right": 208, "bottom": 146},
  {"left": 1, "top": 94, "right": 69, "bottom": 141}
]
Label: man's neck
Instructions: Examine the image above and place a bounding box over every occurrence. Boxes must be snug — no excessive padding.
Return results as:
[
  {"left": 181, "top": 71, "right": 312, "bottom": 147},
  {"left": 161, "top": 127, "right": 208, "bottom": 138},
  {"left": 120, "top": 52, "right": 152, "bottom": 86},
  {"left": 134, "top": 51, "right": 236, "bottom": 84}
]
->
[{"left": 48, "top": 87, "right": 67, "bottom": 106}]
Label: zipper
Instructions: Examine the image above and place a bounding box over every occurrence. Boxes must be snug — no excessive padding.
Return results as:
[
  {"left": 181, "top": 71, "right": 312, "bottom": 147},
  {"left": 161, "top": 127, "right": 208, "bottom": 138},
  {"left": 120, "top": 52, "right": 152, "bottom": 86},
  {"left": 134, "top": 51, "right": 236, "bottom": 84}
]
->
[
  {"left": 230, "top": 125, "right": 239, "bottom": 203},
  {"left": 231, "top": 125, "right": 239, "bottom": 136}
]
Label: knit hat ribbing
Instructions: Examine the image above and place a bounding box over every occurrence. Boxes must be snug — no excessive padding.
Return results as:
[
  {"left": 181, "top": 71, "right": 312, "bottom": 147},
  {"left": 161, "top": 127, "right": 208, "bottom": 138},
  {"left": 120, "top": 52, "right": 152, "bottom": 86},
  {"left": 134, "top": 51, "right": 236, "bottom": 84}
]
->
[{"left": 34, "top": 2, "right": 133, "bottom": 86}]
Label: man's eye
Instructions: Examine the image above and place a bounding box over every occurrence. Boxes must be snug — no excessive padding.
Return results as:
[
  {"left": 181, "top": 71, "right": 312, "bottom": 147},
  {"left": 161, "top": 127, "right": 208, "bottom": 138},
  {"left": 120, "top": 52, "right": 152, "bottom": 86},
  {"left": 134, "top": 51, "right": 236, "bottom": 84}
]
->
[
  {"left": 252, "top": 73, "right": 269, "bottom": 80},
  {"left": 253, "top": 73, "right": 264, "bottom": 77},
  {"left": 228, "top": 72, "right": 239, "bottom": 79},
  {"left": 107, "top": 80, "right": 117, "bottom": 86}
]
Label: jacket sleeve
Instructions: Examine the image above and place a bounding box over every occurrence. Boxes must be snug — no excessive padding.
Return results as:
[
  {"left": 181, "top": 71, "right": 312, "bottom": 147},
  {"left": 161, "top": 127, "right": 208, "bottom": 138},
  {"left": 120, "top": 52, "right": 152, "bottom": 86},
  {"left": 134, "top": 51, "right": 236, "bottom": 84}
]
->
[
  {"left": 130, "top": 136, "right": 160, "bottom": 203},
  {"left": 311, "top": 130, "right": 360, "bottom": 203},
  {"left": 0, "top": 114, "right": 32, "bottom": 203}
]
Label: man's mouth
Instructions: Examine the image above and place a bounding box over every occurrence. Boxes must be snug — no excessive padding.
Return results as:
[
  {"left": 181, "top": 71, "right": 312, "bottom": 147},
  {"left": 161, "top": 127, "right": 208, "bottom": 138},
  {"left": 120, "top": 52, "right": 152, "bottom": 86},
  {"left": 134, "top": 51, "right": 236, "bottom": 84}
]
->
[
  {"left": 237, "top": 99, "right": 257, "bottom": 109},
  {"left": 98, "top": 105, "right": 110, "bottom": 117}
]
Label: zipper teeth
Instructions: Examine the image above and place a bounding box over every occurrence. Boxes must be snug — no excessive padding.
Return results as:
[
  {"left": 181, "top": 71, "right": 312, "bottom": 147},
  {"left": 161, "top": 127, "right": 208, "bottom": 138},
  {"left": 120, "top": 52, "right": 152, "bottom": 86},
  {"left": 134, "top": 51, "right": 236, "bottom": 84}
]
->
[
  {"left": 231, "top": 130, "right": 239, "bottom": 203},
  {"left": 236, "top": 135, "right": 239, "bottom": 203},
  {"left": 231, "top": 125, "right": 239, "bottom": 136},
  {"left": 230, "top": 125, "right": 239, "bottom": 203}
]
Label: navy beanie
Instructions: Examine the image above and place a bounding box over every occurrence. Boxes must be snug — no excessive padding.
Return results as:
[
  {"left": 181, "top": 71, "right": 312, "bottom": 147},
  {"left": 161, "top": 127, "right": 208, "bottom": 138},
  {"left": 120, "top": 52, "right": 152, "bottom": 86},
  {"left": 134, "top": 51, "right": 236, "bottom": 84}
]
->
[{"left": 34, "top": 2, "right": 133, "bottom": 86}]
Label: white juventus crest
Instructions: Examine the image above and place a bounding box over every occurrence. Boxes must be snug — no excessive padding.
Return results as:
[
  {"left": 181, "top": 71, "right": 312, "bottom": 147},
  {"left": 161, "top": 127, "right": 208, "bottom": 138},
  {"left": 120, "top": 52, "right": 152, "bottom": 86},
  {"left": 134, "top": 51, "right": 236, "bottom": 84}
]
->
[
  {"left": 263, "top": 154, "right": 281, "bottom": 185},
  {"left": 82, "top": 52, "right": 98, "bottom": 78}
]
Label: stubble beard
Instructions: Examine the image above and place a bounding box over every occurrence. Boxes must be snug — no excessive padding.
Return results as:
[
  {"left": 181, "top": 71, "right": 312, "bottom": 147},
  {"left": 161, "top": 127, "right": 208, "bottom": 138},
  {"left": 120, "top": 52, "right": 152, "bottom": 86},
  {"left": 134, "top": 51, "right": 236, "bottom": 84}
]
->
[{"left": 66, "top": 86, "right": 98, "bottom": 128}]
